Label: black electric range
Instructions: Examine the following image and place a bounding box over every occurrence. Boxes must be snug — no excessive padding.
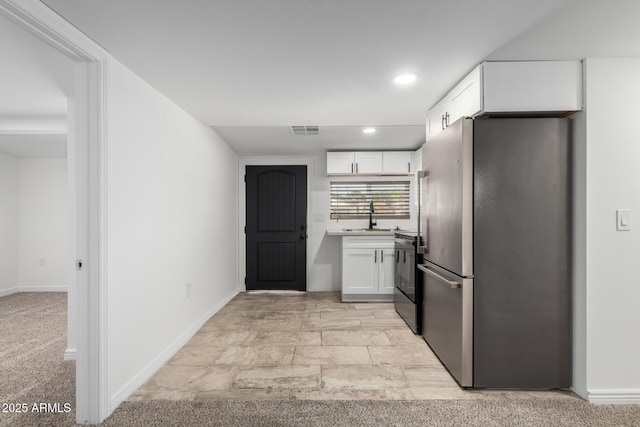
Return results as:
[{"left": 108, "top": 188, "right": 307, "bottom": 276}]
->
[{"left": 393, "top": 231, "right": 422, "bottom": 334}]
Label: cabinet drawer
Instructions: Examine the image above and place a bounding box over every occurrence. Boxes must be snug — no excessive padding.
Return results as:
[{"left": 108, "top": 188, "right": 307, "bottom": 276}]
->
[{"left": 342, "top": 236, "right": 394, "bottom": 249}]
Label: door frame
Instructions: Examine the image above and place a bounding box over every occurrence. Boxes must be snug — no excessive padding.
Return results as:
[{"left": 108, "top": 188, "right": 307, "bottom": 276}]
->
[
  {"left": 238, "top": 157, "right": 313, "bottom": 292},
  {"left": 0, "top": 1, "right": 110, "bottom": 424}
]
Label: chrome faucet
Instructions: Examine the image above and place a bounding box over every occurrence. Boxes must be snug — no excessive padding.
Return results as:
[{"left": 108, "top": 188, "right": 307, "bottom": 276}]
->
[{"left": 368, "top": 201, "right": 377, "bottom": 230}]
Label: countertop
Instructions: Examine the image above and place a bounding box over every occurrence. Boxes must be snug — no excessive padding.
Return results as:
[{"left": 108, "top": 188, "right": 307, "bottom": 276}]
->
[{"left": 326, "top": 228, "right": 410, "bottom": 236}]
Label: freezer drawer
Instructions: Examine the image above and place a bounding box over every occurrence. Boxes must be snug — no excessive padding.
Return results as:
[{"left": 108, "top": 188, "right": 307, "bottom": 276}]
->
[{"left": 419, "top": 261, "right": 473, "bottom": 387}]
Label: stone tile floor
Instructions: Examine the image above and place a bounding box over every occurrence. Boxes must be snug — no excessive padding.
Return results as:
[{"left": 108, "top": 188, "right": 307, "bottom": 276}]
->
[{"left": 130, "top": 291, "right": 579, "bottom": 401}]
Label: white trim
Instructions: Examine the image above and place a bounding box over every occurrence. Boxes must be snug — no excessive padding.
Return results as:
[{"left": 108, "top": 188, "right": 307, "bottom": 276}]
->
[
  {"left": 109, "top": 290, "right": 239, "bottom": 410},
  {"left": 0, "top": 287, "right": 19, "bottom": 297},
  {"left": 588, "top": 389, "right": 640, "bottom": 405},
  {"left": 0, "top": 129, "right": 66, "bottom": 135},
  {"left": 64, "top": 348, "right": 77, "bottom": 361},
  {"left": 0, "top": 0, "right": 108, "bottom": 61},
  {"left": 0, "top": 1, "right": 110, "bottom": 424},
  {"left": 99, "top": 59, "right": 110, "bottom": 424},
  {"left": 238, "top": 157, "right": 314, "bottom": 292},
  {"left": 18, "top": 286, "right": 68, "bottom": 292}
]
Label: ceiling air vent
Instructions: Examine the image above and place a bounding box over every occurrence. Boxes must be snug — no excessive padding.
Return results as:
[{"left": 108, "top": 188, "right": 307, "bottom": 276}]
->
[{"left": 290, "top": 125, "right": 319, "bottom": 136}]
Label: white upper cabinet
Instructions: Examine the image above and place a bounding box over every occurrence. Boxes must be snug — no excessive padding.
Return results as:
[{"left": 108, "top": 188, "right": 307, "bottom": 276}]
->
[
  {"left": 354, "top": 152, "right": 382, "bottom": 174},
  {"left": 327, "top": 151, "right": 413, "bottom": 176},
  {"left": 425, "top": 60, "right": 583, "bottom": 140},
  {"left": 482, "top": 61, "right": 583, "bottom": 113},
  {"left": 425, "top": 98, "right": 448, "bottom": 141},
  {"left": 382, "top": 151, "right": 413, "bottom": 174},
  {"left": 426, "top": 66, "right": 482, "bottom": 140},
  {"left": 448, "top": 65, "right": 483, "bottom": 119},
  {"left": 326, "top": 152, "right": 356, "bottom": 174}
]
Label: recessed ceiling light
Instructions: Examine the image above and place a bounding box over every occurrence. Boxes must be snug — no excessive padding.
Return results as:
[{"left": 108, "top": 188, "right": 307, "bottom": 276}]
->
[
  {"left": 392, "top": 72, "right": 418, "bottom": 86},
  {"left": 363, "top": 128, "right": 376, "bottom": 134}
]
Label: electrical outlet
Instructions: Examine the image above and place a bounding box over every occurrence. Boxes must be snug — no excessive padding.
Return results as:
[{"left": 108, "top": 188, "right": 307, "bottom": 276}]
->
[
  {"left": 39, "top": 258, "right": 46, "bottom": 267},
  {"left": 186, "top": 283, "right": 191, "bottom": 297}
]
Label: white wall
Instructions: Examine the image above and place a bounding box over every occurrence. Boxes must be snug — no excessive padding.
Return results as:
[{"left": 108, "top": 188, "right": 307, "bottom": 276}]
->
[
  {"left": 18, "top": 158, "right": 68, "bottom": 291},
  {"left": 487, "top": 0, "right": 640, "bottom": 61},
  {"left": 105, "top": 58, "right": 239, "bottom": 407},
  {"left": 0, "top": 155, "right": 66, "bottom": 295},
  {"left": 0, "top": 152, "right": 19, "bottom": 296},
  {"left": 579, "top": 58, "right": 640, "bottom": 402}
]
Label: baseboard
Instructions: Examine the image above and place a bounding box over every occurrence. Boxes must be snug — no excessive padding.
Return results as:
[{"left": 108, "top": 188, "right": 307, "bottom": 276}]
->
[
  {"left": 109, "top": 289, "right": 239, "bottom": 411},
  {"left": 588, "top": 389, "right": 640, "bottom": 404},
  {"left": 64, "top": 348, "right": 77, "bottom": 361},
  {"left": 19, "top": 286, "right": 68, "bottom": 292},
  {"left": 341, "top": 293, "right": 394, "bottom": 302},
  {"left": 0, "top": 287, "right": 19, "bottom": 297}
]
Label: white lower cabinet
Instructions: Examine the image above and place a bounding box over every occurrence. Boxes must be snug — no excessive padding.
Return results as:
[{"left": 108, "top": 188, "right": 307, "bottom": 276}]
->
[
  {"left": 341, "top": 236, "right": 395, "bottom": 302},
  {"left": 379, "top": 248, "right": 396, "bottom": 294}
]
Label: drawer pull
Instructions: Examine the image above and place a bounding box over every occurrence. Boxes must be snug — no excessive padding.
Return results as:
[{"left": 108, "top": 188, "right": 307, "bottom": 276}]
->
[{"left": 418, "top": 264, "right": 461, "bottom": 289}]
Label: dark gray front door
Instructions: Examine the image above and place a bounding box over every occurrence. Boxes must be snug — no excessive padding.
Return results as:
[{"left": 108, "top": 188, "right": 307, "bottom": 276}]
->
[{"left": 246, "top": 165, "right": 307, "bottom": 291}]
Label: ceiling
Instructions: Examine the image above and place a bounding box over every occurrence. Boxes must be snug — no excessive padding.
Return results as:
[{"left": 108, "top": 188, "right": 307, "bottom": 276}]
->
[
  {"left": 8, "top": 0, "right": 639, "bottom": 156},
  {"left": 39, "top": 0, "right": 576, "bottom": 155},
  {"left": 215, "top": 125, "right": 426, "bottom": 156},
  {"left": 0, "top": 13, "right": 73, "bottom": 158}
]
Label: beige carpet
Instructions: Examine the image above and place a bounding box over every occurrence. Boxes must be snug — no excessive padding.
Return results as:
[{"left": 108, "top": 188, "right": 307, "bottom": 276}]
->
[
  {"left": 0, "top": 292, "right": 75, "bottom": 427},
  {"left": 101, "top": 400, "right": 640, "bottom": 427},
  {"left": 2, "top": 292, "right": 639, "bottom": 427}
]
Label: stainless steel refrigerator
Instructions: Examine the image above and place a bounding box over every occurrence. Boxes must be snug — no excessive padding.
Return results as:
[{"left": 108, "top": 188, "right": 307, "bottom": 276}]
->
[{"left": 418, "top": 117, "right": 571, "bottom": 388}]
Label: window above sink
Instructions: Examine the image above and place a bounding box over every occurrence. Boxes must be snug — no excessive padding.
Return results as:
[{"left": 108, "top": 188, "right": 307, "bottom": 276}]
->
[{"left": 330, "top": 181, "right": 410, "bottom": 220}]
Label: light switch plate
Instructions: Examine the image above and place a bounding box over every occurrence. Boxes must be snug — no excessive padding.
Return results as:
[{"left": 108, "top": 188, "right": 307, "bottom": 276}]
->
[
  {"left": 314, "top": 213, "right": 326, "bottom": 222},
  {"left": 616, "top": 209, "right": 631, "bottom": 231}
]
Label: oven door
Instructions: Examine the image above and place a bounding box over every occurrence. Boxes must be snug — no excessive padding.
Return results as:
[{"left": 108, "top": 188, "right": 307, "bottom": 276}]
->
[{"left": 394, "top": 238, "right": 416, "bottom": 302}]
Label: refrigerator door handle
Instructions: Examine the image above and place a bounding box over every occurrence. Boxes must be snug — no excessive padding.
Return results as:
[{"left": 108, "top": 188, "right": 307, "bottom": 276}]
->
[
  {"left": 418, "top": 264, "right": 461, "bottom": 289},
  {"left": 417, "top": 170, "right": 429, "bottom": 254}
]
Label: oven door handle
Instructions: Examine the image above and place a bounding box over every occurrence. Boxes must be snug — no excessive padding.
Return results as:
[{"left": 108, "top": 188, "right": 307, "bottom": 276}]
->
[{"left": 418, "top": 264, "right": 461, "bottom": 289}]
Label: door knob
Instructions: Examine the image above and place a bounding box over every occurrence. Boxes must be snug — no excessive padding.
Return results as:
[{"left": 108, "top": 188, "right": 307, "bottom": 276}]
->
[{"left": 300, "top": 233, "right": 308, "bottom": 240}]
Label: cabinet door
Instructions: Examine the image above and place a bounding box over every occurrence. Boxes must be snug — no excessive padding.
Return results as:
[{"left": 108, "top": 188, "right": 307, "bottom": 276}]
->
[
  {"left": 342, "top": 249, "right": 378, "bottom": 294},
  {"left": 354, "top": 152, "right": 382, "bottom": 174},
  {"left": 382, "top": 151, "right": 413, "bottom": 174},
  {"left": 425, "top": 100, "right": 448, "bottom": 141},
  {"left": 327, "top": 152, "right": 355, "bottom": 175},
  {"left": 449, "top": 64, "right": 482, "bottom": 120},
  {"left": 482, "top": 61, "right": 582, "bottom": 112},
  {"left": 378, "top": 248, "right": 396, "bottom": 294}
]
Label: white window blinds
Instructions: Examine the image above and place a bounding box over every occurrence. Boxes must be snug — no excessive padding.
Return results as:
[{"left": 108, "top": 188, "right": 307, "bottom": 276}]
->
[{"left": 330, "top": 181, "right": 410, "bottom": 219}]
